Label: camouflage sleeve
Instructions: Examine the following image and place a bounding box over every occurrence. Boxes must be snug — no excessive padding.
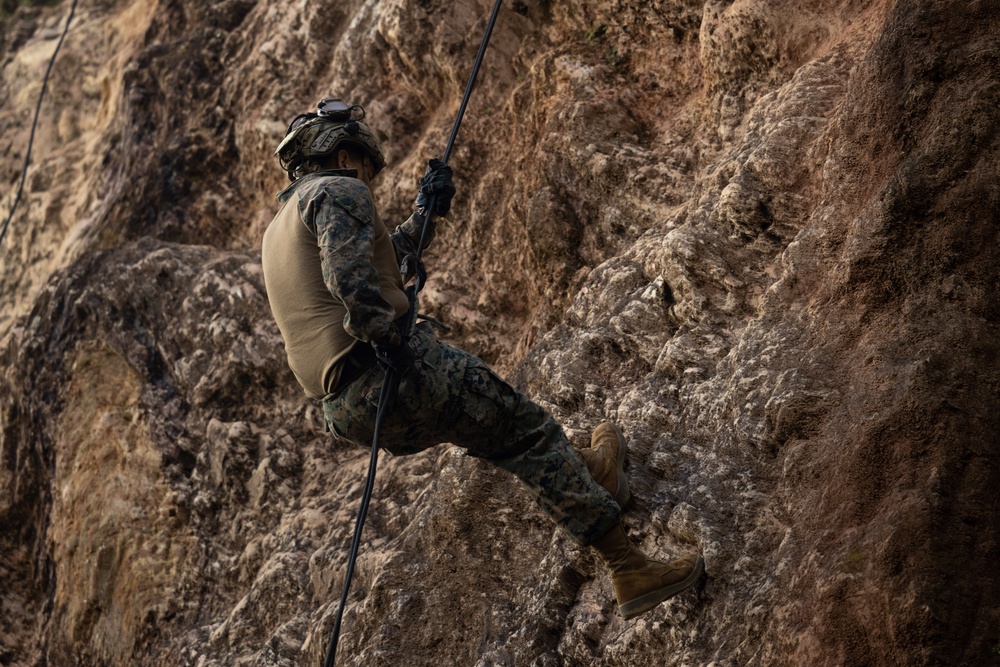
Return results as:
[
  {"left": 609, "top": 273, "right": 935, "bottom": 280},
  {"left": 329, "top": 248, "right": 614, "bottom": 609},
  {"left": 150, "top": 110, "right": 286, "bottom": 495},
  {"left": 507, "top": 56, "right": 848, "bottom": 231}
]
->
[
  {"left": 392, "top": 211, "right": 437, "bottom": 283},
  {"left": 300, "top": 179, "right": 397, "bottom": 342}
]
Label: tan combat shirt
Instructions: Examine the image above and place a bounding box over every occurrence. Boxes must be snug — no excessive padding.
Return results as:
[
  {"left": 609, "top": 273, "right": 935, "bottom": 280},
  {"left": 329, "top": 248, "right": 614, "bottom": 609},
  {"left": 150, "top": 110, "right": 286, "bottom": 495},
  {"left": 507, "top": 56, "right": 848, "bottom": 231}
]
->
[{"left": 261, "top": 170, "right": 428, "bottom": 398}]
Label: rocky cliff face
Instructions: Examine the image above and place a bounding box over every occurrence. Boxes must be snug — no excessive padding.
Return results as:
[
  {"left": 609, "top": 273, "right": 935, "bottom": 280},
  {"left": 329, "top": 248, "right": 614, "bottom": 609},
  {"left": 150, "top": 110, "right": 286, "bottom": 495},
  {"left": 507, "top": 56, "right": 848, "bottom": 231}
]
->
[{"left": 2, "top": 1, "right": 998, "bottom": 665}]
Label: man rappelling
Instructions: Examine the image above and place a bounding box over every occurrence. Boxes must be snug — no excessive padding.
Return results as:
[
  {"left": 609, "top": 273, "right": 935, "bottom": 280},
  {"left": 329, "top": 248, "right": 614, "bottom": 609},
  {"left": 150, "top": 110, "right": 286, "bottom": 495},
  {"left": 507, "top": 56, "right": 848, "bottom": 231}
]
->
[{"left": 259, "top": 98, "right": 704, "bottom": 660}]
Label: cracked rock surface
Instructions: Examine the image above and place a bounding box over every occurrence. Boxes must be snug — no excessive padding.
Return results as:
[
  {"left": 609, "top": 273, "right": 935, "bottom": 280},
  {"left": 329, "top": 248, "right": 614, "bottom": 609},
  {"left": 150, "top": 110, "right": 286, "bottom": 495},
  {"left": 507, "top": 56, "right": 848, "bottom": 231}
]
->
[{"left": 1, "top": 1, "right": 998, "bottom": 665}]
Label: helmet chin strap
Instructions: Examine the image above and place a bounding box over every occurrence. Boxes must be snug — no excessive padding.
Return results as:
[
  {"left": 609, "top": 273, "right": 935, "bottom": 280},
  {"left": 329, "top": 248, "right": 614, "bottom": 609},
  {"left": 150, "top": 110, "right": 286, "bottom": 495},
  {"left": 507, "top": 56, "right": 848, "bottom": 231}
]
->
[{"left": 285, "top": 156, "right": 303, "bottom": 182}]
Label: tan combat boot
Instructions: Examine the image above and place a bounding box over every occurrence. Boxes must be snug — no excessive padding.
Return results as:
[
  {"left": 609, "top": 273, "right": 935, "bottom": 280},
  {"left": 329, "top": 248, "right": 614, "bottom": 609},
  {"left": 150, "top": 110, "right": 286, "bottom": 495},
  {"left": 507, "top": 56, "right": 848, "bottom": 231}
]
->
[
  {"left": 578, "top": 422, "right": 631, "bottom": 507},
  {"left": 592, "top": 523, "right": 705, "bottom": 620}
]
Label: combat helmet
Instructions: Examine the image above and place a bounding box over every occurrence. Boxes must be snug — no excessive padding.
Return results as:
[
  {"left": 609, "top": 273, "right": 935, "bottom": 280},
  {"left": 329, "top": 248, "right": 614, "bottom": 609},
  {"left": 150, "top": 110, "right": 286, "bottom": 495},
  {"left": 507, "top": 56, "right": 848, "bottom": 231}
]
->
[{"left": 275, "top": 98, "right": 386, "bottom": 181}]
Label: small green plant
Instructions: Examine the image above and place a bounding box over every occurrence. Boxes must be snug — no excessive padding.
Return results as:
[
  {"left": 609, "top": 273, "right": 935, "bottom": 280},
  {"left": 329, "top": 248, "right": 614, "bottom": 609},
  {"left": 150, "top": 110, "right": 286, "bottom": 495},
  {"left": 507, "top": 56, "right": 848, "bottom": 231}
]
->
[
  {"left": 586, "top": 22, "right": 607, "bottom": 42},
  {"left": 608, "top": 46, "right": 620, "bottom": 67},
  {"left": 842, "top": 548, "right": 864, "bottom": 574}
]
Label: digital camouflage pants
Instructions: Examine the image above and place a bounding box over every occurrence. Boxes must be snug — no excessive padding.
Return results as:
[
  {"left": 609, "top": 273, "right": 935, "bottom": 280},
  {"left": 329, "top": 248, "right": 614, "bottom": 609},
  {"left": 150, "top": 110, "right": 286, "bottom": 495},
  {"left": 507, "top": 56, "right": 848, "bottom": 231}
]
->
[{"left": 322, "top": 324, "right": 621, "bottom": 545}]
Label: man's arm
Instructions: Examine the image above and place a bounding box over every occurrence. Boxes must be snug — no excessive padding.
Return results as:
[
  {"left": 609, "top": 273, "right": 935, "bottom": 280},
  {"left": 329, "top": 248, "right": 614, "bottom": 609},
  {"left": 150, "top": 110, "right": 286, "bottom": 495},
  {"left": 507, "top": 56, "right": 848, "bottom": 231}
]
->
[
  {"left": 391, "top": 212, "right": 436, "bottom": 269},
  {"left": 304, "top": 179, "right": 398, "bottom": 342},
  {"left": 391, "top": 158, "right": 455, "bottom": 281}
]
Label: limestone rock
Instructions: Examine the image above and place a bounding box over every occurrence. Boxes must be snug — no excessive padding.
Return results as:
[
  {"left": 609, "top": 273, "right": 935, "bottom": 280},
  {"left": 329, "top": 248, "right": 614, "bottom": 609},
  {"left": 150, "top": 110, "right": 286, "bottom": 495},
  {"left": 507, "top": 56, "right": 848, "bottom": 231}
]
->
[{"left": 1, "top": 1, "right": 998, "bottom": 666}]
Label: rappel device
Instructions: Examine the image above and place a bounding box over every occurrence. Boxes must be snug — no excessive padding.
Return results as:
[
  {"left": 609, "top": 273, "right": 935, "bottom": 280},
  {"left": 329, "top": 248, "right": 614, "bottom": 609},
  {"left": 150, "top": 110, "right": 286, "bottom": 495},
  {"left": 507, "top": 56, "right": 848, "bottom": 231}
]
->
[{"left": 322, "top": 0, "right": 505, "bottom": 665}]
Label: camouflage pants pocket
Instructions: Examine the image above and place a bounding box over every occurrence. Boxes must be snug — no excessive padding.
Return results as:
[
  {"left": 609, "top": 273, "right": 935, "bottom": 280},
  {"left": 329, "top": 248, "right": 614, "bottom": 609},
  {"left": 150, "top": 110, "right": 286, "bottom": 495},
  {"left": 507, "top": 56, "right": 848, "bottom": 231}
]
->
[
  {"left": 396, "top": 333, "right": 455, "bottom": 418},
  {"left": 323, "top": 365, "right": 384, "bottom": 446}
]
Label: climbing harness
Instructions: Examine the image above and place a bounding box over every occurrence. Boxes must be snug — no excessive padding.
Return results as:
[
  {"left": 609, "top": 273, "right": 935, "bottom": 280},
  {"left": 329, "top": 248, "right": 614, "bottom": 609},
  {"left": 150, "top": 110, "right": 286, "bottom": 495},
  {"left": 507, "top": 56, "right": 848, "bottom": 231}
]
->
[
  {"left": 0, "top": 0, "right": 79, "bottom": 249},
  {"left": 322, "top": 0, "right": 505, "bottom": 665}
]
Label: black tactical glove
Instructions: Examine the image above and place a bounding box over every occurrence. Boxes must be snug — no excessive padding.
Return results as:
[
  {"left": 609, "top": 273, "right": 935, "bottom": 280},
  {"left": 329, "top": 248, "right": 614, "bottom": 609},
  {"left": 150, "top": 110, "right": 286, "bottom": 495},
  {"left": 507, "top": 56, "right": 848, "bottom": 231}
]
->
[
  {"left": 371, "top": 327, "right": 415, "bottom": 375},
  {"left": 414, "top": 158, "right": 455, "bottom": 216}
]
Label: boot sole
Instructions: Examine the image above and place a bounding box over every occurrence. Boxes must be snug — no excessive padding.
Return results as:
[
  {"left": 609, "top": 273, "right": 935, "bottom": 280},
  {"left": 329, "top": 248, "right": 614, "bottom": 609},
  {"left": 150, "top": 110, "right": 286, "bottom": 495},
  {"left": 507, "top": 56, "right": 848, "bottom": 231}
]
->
[
  {"left": 618, "top": 555, "right": 705, "bottom": 620},
  {"left": 608, "top": 423, "right": 631, "bottom": 508}
]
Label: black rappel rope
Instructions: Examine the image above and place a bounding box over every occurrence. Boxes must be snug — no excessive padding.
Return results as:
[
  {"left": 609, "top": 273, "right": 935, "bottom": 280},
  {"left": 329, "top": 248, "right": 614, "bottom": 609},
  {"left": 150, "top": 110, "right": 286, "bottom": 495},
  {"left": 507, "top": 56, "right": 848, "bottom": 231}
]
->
[{"left": 322, "top": 0, "right": 505, "bottom": 665}]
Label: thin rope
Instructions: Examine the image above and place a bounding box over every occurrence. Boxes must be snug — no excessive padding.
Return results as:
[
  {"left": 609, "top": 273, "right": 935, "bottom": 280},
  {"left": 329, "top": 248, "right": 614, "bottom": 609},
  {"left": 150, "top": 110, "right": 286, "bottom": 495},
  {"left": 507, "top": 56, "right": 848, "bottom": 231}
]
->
[
  {"left": 416, "top": 0, "right": 504, "bottom": 257},
  {"left": 0, "top": 0, "right": 80, "bottom": 249},
  {"left": 441, "top": 0, "right": 504, "bottom": 166}
]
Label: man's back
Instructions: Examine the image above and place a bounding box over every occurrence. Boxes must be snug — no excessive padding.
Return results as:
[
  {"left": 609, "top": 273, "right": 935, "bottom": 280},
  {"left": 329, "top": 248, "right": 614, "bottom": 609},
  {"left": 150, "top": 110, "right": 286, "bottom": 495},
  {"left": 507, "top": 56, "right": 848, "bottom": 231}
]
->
[{"left": 262, "top": 171, "right": 407, "bottom": 397}]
